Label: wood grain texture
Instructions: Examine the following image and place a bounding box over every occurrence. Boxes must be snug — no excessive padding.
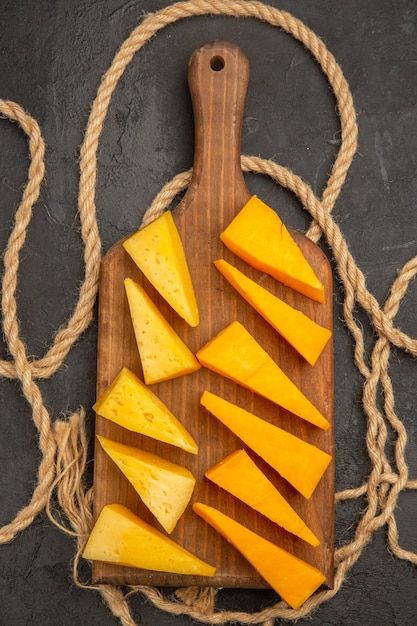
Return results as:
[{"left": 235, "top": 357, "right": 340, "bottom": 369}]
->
[{"left": 92, "top": 41, "right": 334, "bottom": 590}]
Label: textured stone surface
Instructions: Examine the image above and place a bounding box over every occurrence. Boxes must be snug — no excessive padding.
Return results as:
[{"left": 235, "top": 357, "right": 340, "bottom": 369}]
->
[{"left": 1, "top": 1, "right": 417, "bottom": 624}]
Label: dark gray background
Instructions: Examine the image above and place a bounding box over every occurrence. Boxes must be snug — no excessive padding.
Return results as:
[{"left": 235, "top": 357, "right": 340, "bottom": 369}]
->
[{"left": 1, "top": 1, "right": 417, "bottom": 624}]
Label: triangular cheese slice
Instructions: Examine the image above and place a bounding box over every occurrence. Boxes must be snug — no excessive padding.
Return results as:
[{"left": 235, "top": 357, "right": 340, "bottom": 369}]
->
[
  {"left": 205, "top": 449, "right": 319, "bottom": 545},
  {"left": 83, "top": 503, "right": 215, "bottom": 577},
  {"left": 97, "top": 436, "right": 196, "bottom": 533},
  {"left": 220, "top": 195, "right": 325, "bottom": 303},
  {"left": 125, "top": 277, "right": 201, "bottom": 384},
  {"left": 196, "top": 321, "right": 330, "bottom": 429},
  {"left": 214, "top": 259, "right": 331, "bottom": 366},
  {"left": 200, "top": 391, "right": 331, "bottom": 499},
  {"left": 123, "top": 211, "right": 199, "bottom": 327},
  {"left": 93, "top": 367, "right": 198, "bottom": 454},
  {"left": 193, "top": 502, "right": 325, "bottom": 609}
]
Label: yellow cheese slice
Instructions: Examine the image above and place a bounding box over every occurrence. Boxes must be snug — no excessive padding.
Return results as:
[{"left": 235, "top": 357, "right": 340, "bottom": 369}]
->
[
  {"left": 220, "top": 195, "right": 325, "bottom": 303},
  {"left": 97, "top": 436, "right": 196, "bottom": 533},
  {"left": 193, "top": 502, "right": 325, "bottom": 609},
  {"left": 93, "top": 367, "right": 198, "bottom": 454},
  {"left": 214, "top": 259, "right": 331, "bottom": 365},
  {"left": 200, "top": 391, "right": 331, "bottom": 499},
  {"left": 205, "top": 449, "right": 319, "bottom": 545},
  {"left": 196, "top": 320, "right": 330, "bottom": 430},
  {"left": 123, "top": 211, "right": 199, "bottom": 327},
  {"left": 124, "top": 277, "right": 201, "bottom": 384},
  {"left": 83, "top": 503, "right": 215, "bottom": 577}
]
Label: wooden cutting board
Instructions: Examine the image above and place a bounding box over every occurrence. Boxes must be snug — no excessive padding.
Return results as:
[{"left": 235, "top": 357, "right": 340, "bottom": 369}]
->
[{"left": 92, "top": 41, "right": 334, "bottom": 591}]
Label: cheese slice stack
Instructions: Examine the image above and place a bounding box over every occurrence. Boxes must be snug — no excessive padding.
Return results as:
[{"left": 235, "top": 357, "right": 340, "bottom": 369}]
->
[
  {"left": 124, "top": 277, "right": 200, "bottom": 384},
  {"left": 193, "top": 502, "right": 325, "bottom": 609},
  {"left": 93, "top": 367, "right": 198, "bottom": 454},
  {"left": 123, "top": 211, "right": 199, "bottom": 327},
  {"left": 84, "top": 503, "right": 215, "bottom": 577},
  {"left": 196, "top": 320, "right": 330, "bottom": 430},
  {"left": 220, "top": 195, "right": 325, "bottom": 303},
  {"left": 205, "top": 449, "right": 319, "bottom": 545},
  {"left": 214, "top": 259, "right": 331, "bottom": 366},
  {"left": 97, "top": 436, "right": 196, "bottom": 533},
  {"left": 201, "top": 391, "right": 331, "bottom": 499}
]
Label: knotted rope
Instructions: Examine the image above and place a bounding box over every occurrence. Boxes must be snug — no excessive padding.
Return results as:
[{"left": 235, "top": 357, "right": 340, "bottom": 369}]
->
[{"left": 1, "top": 1, "right": 417, "bottom": 624}]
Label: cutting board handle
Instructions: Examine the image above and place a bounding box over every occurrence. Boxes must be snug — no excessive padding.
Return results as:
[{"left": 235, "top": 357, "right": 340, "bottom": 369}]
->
[{"left": 184, "top": 41, "right": 251, "bottom": 210}]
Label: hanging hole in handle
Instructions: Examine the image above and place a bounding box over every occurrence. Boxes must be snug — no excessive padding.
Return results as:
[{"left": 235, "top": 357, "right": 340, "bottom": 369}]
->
[{"left": 210, "top": 55, "right": 225, "bottom": 72}]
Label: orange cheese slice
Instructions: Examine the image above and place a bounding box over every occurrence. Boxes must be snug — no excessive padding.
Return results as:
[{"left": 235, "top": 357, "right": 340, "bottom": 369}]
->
[
  {"left": 84, "top": 503, "right": 215, "bottom": 577},
  {"left": 200, "top": 391, "right": 331, "bottom": 499},
  {"left": 196, "top": 320, "right": 330, "bottom": 430},
  {"left": 97, "top": 436, "right": 196, "bottom": 533},
  {"left": 123, "top": 211, "right": 199, "bottom": 327},
  {"left": 214, "top": 259, "right": 331, "bottom": 365},
  {"left": 220, "top": 195, "right": 324, "bottom": 303},
  {"left": 205, "top": 449, "right": 319, "bottom": 545},
  {"left": 193, "top": 502, "right": 325, "bottom": 609},
  {"left": 125, "top": 277, "right": 201, "bottom": 384},
  {"left": 93, "top": 367, "right": 198, "bottom": 454}
]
